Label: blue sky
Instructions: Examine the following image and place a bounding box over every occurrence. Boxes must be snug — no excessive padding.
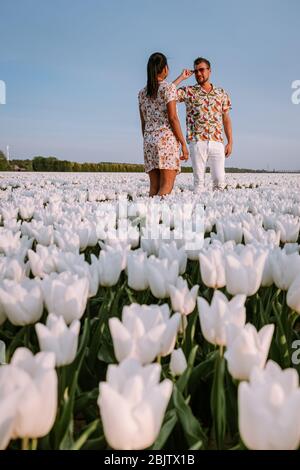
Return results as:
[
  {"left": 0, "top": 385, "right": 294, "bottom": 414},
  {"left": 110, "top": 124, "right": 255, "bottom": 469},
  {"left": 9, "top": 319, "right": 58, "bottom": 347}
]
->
[{"left": 0, "top": 0, "right": 299, "bottom": 170}]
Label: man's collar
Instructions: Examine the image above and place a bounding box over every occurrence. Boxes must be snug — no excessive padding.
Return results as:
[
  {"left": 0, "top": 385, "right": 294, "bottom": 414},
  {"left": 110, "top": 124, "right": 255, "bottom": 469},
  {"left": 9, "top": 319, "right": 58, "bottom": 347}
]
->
[{"left": 198, "top": 83, "right": 214, "bottom": 94}]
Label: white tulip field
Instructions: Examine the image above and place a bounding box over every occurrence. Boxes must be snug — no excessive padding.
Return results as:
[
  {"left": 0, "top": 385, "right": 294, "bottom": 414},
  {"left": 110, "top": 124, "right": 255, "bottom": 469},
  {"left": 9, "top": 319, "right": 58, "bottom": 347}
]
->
[{"left": 1, "top": 171, "right": 300, "bottom": 450}]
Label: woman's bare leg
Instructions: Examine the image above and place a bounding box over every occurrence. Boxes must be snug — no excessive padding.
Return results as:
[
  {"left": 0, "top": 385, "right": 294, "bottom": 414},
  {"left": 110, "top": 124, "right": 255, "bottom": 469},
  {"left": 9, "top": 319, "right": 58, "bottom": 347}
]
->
[
  {"left": 158, "top": 169, "right": 177, "bottom": 196},
  {"left": 148, "top": 169, "right": 160, "bottom": 196}
]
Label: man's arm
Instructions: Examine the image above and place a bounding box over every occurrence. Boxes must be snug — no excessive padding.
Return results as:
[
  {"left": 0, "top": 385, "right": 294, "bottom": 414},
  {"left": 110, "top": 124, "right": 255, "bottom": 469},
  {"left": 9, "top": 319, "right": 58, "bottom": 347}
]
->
[{"left": 223, "top": 111, "right": 233, "bottom": 157}]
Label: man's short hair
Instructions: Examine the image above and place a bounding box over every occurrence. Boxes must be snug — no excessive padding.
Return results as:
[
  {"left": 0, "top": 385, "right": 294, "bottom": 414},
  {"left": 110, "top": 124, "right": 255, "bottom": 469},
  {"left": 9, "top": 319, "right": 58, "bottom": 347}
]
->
[{"left": 194, "top": 57, "right": 211, "bottom": 69}]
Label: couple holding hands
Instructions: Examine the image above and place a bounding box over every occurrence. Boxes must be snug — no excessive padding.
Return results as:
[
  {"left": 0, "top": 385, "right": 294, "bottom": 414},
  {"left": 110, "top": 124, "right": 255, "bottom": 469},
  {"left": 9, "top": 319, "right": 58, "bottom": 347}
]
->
[{"left": 138, "top": 52, "right": 233, "bottom": 196}]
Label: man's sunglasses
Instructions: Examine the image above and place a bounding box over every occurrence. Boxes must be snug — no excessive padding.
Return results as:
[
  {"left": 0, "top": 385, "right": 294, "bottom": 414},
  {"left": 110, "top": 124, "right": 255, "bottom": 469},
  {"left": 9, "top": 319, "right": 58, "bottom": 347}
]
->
[{"left": 193, "top": 67, "right": 209, "bottom": 73}]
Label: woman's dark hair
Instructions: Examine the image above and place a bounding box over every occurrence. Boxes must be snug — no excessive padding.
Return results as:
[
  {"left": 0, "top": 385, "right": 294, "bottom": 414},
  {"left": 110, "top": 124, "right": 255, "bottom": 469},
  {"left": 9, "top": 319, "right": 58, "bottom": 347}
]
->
[{"left": 146, "top": 52, "right": 168, "bottom": 98}]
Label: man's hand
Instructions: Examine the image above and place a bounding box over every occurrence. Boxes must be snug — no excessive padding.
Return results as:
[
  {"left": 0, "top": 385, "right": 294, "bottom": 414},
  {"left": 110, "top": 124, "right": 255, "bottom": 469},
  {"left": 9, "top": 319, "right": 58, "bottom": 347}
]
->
[{"left": 225, "top": 143, "right": 232, "bottom": 158}]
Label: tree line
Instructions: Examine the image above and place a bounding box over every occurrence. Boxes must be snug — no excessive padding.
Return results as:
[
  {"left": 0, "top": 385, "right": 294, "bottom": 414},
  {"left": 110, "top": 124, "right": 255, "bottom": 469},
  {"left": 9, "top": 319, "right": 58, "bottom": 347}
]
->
[
  {"left": 0, "top": 154, "right": 194, "bottom": 172},
  {"left": 0, "top": 152, "right": 287, "bottom": 173}
]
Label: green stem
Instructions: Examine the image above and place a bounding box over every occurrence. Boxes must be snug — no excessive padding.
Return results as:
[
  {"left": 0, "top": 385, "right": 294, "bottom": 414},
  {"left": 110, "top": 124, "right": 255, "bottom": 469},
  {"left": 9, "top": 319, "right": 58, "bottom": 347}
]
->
[
  {"left": 181, "top": 315, "right": 186, "bottom": 343},
  {"left": 22, "top": 437, "right": 29, "bottom": 450},
  {"left": 31, "top": 438, "right": 38, "bottom": 450},
  {"left": 210, "top": 350, "right": 226, "bottom": 449}
]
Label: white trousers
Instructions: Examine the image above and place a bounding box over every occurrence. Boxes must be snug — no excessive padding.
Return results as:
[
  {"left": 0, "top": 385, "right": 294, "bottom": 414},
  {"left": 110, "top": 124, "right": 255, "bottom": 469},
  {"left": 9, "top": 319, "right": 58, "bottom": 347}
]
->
[{"left": 189, "top": 141, "right": 225, "bottom": 191}]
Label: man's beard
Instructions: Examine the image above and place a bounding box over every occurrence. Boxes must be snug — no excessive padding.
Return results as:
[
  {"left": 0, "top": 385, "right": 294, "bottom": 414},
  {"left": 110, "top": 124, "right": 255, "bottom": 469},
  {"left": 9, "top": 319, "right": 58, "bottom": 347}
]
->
[{"left": 197, "top": 77, "right": 208, "bottom": 85}]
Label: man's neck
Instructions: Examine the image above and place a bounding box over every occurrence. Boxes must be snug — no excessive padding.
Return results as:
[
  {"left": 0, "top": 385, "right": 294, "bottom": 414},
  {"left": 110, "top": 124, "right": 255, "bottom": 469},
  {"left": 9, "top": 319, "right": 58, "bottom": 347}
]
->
[{"left": 200, "top": 82, "right": 213, "bottom": 93}]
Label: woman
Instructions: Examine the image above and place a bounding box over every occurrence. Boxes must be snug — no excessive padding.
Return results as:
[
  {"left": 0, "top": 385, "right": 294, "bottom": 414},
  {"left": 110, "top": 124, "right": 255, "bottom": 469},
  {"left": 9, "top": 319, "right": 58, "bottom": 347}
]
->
[{"left": 138, "top": 52, "right": 188, "bottom": 197}]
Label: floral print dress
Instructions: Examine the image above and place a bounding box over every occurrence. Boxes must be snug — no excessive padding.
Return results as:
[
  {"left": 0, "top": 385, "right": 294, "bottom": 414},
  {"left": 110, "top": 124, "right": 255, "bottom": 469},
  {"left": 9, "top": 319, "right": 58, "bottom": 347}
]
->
[{"left": 138, "top": 81, "right": 180, "bottom": 173}]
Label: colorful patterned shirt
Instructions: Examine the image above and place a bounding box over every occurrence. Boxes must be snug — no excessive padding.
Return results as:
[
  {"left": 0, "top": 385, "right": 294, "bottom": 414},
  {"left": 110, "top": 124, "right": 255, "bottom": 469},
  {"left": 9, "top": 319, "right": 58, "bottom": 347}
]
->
[{"left": 177, "top": 84, "right": 232, "bottom": 143}]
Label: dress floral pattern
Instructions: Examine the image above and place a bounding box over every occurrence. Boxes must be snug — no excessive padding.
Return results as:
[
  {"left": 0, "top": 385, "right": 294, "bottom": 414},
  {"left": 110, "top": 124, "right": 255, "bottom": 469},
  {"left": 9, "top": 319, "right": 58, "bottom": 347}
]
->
[
  {"left": 177, "top": 84, "right": 232, "bottom": 143},
  {"left": 138, "top": 81, "right": 180, "bottom": 173}
]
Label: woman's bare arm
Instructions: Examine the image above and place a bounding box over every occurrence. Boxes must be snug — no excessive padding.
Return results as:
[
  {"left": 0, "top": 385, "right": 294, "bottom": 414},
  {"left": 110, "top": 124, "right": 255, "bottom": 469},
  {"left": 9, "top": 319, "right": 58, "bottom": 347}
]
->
[
  {"left": 167, "top": 100, "right": 188, "bottom": 160},
  {"left": 139, "top": 105, "right": 145, "bottom": 136}
]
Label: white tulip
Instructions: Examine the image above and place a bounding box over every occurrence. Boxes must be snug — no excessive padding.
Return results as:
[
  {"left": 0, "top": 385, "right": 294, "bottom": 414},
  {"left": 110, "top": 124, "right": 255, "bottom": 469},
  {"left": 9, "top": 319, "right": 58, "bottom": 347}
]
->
[
  {"left": 126, "top": 249, "right": 149, "bottom": 291},
  {"left": 109, "top": 303, "right": 180, "bottom": 364},
  {"left": 146, "top": 256, "right": 179, "bottom": 299},
  {"left": 216, "top": 220, "right": 243, "bottom": 244},
  {"left": 28, "top": 244, "right": 59, "bottom": 278},
  {"left": 0, "top": 257, "right": 27, "bottom": 283},
  {"left": 77, "top": 222, "right": 98, "bottom": 250},
  {"left": 17, "top": 198, "right": 35, "bottom": 220},
  {"left": 0, "top": 392, "right": 17, "bottom": 449},
  {"left": 159, "top": 241, "right": 187, "bottom": 275},
  {"left": 197, "top": 290, "right": 246, "bottom": 346},
  {"left": 225, "top": 246, "right": 267, "bottom": 296},
  {"left": 199, "top": 247, "right": 226, "bottom": 288},
  {"left": 0, "top": 278, "right": 43, "bottom": 326},
  {"left": 98, "top": 358, "right": 172, "bottom": 450},
  {"left": 99, "top": 241, "right": 130, "bottom": 270},
  {"left": 170, "top": 348, "right": 187, "bottom": 376},
  {"left": 41, "top": 272, "right": 89, "bottom": 324},
  {"left": 182, "top": 231, "right": 205, "bottom": 261},
  {"left": 35, "top": 313, "right": 80, "bottom": 367},
  {"left": 168, "top": 277, "right": 199, "bottom": 316},
  {"left": 270, "top": 248, "right": 300, "bottom": 291},
  {"left": 243, "top": 226, "right": 280, "bottom": 247},
  {"left": 225, "top": 323, "right": 274, "bottom": 381},
  {"left": 0, "top": 230, "right": 22, "bottom": 257},
  {"left": 287, "top": 275, "right": 300, "bottom": 313},
  {"left": 56, "top": 251, "right": 99, "bottom": 298},
  {"left": 276, "top": 217, "right": 300, "bottom": 243},
  {"left": 238, "top": 360, "right": 300, "bottom": 449},
  {"left": 98, "top": 249, "right": 123, "bottom": 287},
  {"left": 0, "top": 348, "right": 57, "bottom": 439},
  {"left": 54, "top": 228, "right": 80, "bottom": 253}
]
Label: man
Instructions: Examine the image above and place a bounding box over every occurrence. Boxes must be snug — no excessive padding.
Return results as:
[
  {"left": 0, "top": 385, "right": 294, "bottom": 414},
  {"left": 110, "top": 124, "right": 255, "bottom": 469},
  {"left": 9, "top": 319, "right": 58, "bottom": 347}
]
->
[{"left": 173, "top": 58, "right": 232, "bottom": 192}]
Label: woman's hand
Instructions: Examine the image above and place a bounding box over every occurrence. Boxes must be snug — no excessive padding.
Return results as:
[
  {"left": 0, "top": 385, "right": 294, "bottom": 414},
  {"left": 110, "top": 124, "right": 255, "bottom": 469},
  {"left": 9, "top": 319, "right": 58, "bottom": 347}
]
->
[
  {"left": 173, "top": 69, "right": 194, "bottom": 86},
  {"left": 180, "top": 144, "right": 189, "bottom": 161},
  {"left": 180, "top": 69, "right": 194, "bottom": 80}
]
